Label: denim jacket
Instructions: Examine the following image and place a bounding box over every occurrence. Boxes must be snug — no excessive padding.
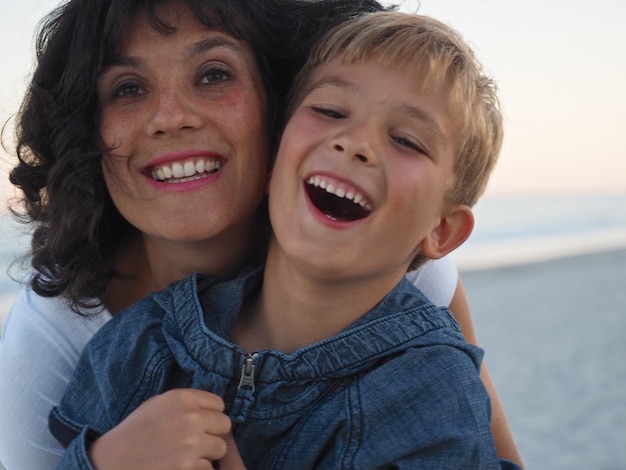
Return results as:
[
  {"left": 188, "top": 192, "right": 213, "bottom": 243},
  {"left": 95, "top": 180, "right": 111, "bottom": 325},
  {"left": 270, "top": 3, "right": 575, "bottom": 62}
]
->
[{"left": 50, "top": 267, "right": 520, "bottom": 469}]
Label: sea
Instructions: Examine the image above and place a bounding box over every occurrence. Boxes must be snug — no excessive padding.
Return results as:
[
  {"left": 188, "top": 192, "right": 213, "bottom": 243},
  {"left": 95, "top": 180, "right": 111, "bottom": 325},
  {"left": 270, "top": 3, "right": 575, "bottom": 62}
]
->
[
  {"left": 452, "top": 192, "right": 626, "bottom": 271},
  {"left": 2, "top": 191, "right": 626, "bottom": 317}
]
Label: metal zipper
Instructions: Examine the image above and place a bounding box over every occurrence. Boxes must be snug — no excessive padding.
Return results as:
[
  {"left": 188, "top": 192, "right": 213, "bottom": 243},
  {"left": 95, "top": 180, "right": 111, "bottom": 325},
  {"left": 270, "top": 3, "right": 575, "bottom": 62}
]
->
[{"left": 237, "top": 353, "right": 257, "bottom": 393}]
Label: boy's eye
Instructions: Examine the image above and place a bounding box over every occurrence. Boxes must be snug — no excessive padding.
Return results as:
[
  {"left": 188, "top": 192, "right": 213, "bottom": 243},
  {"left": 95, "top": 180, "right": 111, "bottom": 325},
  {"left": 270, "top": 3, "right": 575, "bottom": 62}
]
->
[
  {"left": 199, "top": 66, "right": 231, "bottom": 84},
  {"left": 392, "top": 135, "right": 427, "bottom": 155},
  {"left": 311, "top": 106, "right": 345, "bottom": 119}
]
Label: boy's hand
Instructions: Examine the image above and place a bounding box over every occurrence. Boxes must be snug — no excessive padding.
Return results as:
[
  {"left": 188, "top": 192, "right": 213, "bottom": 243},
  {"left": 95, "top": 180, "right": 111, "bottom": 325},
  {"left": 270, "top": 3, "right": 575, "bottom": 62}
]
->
[
  {"left": 88, "top": 388, "right": 233, "bottom": 470},
  {"left": 218, "top": 432, "right": 247, "bottom": 469}
]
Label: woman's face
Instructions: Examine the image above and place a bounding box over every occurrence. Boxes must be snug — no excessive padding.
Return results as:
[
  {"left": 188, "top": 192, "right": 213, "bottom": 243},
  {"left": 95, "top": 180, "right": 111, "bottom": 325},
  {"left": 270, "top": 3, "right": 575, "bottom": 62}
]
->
[{"left": 97, "top": 4, "right": 269, "bottom": 245}]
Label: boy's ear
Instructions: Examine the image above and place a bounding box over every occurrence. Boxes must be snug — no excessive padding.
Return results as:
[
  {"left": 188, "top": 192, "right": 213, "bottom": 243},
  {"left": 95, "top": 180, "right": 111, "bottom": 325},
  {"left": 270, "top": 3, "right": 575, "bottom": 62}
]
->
[{"left": 421, "top": 205, "right": 474, "bottom": 260}]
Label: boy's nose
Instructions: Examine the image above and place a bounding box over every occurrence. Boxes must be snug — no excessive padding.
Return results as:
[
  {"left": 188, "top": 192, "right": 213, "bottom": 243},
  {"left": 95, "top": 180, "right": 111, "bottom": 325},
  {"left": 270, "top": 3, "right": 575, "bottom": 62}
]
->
[
  {"left": 333, "top": 143, "right": 369, "bottom": 164},
  {"left": 331, "top": 123, "right": 378, "bottom": 165}
]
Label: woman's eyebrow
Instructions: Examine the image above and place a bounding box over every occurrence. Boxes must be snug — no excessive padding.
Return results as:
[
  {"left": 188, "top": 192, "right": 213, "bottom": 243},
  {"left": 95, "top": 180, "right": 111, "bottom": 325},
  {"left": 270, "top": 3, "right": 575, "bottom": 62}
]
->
[
  {"left": 101, "top": 56, "right": 141, "bottom": 72},
  {"left": 189, "top": 36, "right": 246, "bottom": 58},
  {"left": 100, "top": 35, "right": 246, "bottom": 75}
]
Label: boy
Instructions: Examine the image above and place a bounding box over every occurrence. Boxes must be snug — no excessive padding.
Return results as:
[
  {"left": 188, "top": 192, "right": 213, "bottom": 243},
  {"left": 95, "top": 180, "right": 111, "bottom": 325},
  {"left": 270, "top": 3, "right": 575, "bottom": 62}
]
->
[{"left": 50, "top": 12, "right": 518, "bottom": 469}]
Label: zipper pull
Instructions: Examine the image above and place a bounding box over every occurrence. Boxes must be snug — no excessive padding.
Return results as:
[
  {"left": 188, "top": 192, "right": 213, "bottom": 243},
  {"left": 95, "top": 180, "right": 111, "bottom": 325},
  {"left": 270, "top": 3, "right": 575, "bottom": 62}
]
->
[{"left": 237, "top": 354, "right": 257, "bottom": 393}]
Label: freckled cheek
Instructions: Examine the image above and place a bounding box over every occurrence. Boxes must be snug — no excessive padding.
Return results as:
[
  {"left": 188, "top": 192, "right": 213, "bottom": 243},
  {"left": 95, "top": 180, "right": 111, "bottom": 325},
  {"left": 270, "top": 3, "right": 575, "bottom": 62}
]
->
[
  {"left": 97, "top": 110, "right": 135, "bottom": 154},
  {"left": 98, "top": 112, "right": 135, "bottom": 190},
  {"left": 101, "top": 153, "right": 134, "bottom": 200},
  {"left": 225, "top": 94, "right": 270, "bottom": 163}
]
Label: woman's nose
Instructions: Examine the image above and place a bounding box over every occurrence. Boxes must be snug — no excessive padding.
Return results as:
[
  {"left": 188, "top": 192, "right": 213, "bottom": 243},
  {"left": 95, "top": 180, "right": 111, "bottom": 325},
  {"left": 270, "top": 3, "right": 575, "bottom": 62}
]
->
[{"left": 147, "top": 86, "right": 204, "bottom": 136}]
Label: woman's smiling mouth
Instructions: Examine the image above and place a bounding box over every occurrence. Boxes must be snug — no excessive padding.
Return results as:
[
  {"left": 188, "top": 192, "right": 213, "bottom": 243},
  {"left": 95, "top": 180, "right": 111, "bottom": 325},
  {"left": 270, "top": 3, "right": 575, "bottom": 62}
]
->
[{"left": 149, "top": 157, "right": 223, "bottom": 183}]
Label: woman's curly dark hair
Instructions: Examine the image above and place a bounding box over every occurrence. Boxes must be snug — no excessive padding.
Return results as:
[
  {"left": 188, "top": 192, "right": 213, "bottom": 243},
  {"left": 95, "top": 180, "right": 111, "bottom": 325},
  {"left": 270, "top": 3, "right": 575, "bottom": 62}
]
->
[{"left": 7, "top": 0, "right": 385, "bottom": 314}]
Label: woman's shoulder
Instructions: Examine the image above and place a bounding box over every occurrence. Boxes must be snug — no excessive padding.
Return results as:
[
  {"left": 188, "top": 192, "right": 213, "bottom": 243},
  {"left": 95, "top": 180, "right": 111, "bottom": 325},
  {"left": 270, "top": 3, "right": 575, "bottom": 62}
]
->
[
  {"left": 0, "top": 284, "right": 112, "bottom": 469},
  {"left": 405, "top": 256, "right": 459, "bottom": 307},
  {"left": 0, "top": 285, "right": 113, "bottom": 384},
  {"left": 2, "top": 283, "right": 112, "bottom": 349}
]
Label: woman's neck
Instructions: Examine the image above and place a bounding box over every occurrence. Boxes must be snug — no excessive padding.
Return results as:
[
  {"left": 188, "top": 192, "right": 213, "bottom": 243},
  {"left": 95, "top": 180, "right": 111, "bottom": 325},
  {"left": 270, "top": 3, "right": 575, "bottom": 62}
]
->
[{"left": 106, "top": 218, "right": 266, "bottom": 315}]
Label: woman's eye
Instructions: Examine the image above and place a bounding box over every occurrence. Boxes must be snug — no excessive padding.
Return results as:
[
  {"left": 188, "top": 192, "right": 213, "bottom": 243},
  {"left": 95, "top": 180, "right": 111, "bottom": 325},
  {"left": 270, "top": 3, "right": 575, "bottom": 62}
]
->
[
  {"left": 112, "top": 82, "right": 144, "bottom": 98},
  {"left": 311, "top": 106, "right": 344, "bottom": 119},
  {"left": 199, "top": 66, "right": 231, "bottom": 84}
]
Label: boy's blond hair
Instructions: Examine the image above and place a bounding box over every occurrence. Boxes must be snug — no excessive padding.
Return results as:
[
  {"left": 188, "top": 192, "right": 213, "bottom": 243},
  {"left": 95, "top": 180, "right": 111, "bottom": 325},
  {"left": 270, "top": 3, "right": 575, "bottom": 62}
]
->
[{"left": 289, "top": 11, "right": 503, "bottom": 207}]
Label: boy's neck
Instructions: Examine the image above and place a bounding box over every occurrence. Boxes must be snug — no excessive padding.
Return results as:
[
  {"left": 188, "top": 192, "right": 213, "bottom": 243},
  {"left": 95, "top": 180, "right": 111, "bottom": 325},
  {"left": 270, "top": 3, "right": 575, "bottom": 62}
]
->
[{"left": 232, "top": 240, "right": 407, "bottom": 354}]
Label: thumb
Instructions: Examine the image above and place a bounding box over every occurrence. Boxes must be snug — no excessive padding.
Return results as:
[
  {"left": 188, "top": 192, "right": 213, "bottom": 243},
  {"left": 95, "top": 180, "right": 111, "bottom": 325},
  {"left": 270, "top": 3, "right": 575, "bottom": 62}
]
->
[{"left": 218, "top": 432, "right": 246, "bottom": 470}]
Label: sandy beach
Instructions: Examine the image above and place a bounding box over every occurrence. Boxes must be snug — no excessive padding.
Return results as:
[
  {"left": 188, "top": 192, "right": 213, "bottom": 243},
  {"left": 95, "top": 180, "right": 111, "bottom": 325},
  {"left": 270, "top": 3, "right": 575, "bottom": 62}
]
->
[
  {"left": 461, "top": 248, "right": 626, "bottom": 469},
  {"left": 1, "top": 248, "right": 625, "bottom": 468}
]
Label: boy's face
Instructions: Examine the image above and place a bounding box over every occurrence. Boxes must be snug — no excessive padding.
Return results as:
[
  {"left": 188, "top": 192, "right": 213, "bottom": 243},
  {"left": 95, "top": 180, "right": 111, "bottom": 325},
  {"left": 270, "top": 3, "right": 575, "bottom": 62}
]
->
[{"left": 269, "top": 57, "right": 462, "bottom": 280}]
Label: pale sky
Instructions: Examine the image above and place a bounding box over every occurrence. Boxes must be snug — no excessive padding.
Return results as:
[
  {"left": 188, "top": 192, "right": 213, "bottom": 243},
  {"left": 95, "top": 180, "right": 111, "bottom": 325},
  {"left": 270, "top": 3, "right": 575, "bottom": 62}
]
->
[{"left": 1, "top": 0, "right": 625, "bottom": 209}]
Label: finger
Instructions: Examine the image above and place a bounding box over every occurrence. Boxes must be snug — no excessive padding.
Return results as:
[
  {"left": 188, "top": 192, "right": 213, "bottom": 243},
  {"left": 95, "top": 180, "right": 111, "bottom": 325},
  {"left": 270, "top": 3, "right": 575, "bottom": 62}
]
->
[
  {"left": 162, "top": 388, "right": 226, "bottom": 412},
  {"left": 218, "top": 432, "right": 246, "bottom": 469},
  {"left": 203, "top": 410, "right": 232, "bottom": 436}
]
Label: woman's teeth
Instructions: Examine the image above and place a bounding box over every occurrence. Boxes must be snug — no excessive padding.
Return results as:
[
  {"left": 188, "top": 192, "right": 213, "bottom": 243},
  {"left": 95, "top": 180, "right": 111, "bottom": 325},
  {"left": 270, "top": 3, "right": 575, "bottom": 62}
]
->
[{"left": 151, "top": 158, "right": 222, "bottom": 182}]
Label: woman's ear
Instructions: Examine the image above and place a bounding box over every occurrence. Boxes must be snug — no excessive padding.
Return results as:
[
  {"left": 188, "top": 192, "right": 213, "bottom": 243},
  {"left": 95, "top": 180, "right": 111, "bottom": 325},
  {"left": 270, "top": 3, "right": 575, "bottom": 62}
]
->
[{"left": 421, "top": 204, "right": 474, "bottom": 260}]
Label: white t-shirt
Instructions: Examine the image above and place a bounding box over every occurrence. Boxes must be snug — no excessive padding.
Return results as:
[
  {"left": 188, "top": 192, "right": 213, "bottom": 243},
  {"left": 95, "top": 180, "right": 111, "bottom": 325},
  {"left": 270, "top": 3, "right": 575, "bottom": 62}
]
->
[{"left": 0, "top": 257, "right": 457, "bottom": 470}]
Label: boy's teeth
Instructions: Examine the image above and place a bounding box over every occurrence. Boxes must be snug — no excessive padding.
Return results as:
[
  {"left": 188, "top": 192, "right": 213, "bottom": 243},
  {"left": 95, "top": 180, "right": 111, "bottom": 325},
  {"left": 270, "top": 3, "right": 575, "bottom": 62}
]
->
[{"left": 306, "top": 176, "right": 372, "bottom": 211}]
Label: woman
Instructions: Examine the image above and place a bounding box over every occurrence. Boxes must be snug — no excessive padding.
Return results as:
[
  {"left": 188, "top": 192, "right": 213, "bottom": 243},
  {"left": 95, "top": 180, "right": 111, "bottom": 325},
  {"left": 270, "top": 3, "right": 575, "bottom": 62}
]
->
[{"left": 0, "top": 0, "right": 522, "bottom": 468}]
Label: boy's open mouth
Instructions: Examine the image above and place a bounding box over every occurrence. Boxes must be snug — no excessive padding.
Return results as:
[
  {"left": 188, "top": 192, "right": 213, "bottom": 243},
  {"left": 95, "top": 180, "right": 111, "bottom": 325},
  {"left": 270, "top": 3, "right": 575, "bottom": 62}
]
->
[{"left": 305, "top": 175, "right": 372, "bottom": 222}]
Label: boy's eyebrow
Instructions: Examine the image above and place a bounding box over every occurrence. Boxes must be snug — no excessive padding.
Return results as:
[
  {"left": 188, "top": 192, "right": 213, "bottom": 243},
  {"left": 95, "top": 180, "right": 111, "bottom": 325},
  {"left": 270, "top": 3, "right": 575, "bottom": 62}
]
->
[
  {"left": 311, "top": 76, "right": 443, "bottom": 124},
  {"left": 306, "top": 75, "right": 359, "bottom": 96},
  {"left": 100, "top": 35, "right": 246, "bottom": 73},
  {"left": 399, "top": 103, "right": 447, "bottom": 145},
  {"left": 306, "top": 73, "right": 448, "bottom": 146}
]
